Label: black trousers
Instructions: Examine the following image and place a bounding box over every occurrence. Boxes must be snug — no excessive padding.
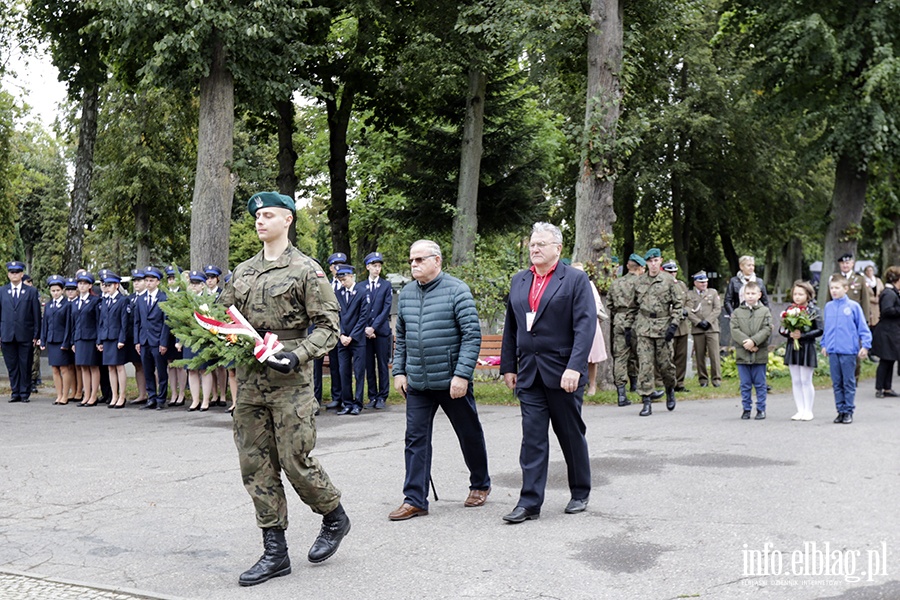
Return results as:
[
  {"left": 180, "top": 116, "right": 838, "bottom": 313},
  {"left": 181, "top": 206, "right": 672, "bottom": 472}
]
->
[
  {"left": 2, "top": 340, "right": 33, "bottom": 398},
  {"left": 141, "top": 345, "right": 169, "bottom": 405}
]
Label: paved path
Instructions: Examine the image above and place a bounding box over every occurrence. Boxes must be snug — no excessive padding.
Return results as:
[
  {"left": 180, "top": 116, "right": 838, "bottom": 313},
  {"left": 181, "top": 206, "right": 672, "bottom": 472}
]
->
[{"left": 0, "top": 386, "right": 898, "bottom": 600}]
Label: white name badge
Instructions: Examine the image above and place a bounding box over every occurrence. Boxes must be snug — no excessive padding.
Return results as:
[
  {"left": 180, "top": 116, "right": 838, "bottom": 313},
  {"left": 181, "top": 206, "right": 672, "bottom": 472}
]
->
[{"left": 526, "top": 311, "right": 536, "bottom": 331}]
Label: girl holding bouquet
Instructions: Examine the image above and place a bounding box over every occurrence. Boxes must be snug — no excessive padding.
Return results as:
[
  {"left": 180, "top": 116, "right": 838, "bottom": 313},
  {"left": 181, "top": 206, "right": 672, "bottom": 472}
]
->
[{"left": 779, "top": 280, "right": 823, "bottom": 420}]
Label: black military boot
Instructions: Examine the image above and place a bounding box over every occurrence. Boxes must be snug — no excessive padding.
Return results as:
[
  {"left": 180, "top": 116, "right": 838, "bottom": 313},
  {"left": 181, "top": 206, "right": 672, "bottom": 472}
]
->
[
  {"left": 666, "top": 387, "right": 676, "bottom": 411},
  {"left": 308, "top": 503, "right": 351, "bottom": 563},
  {"left": 616, "top": 385, "right": 631, "bottom": 407},
  {"left": 239, "top": 527, "right": 291, "bottom": 587},
  {"left": 628, "top": 377, "right": 637, "bottom": 393},
  {"left": 639, "top": 397, "right": 652, "bottom": 417}
]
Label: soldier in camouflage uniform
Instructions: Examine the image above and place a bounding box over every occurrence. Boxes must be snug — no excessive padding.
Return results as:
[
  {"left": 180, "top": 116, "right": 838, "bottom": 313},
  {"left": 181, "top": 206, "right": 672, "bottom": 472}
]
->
[
  {"left": 627, "top": 248, "right": 682, "bottom": 416},
  {"left": 662, "top": 261, "right": 691, "bottom": 392},
  {"left": 607, "top": 254, "right": 645, "bottom": 406},
  {"left": 218, "top": 191, "right": 350, "bottom": 587}
]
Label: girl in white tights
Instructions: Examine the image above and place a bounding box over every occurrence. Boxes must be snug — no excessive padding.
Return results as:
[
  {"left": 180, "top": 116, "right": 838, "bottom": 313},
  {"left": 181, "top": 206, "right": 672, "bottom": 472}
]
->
[{"left": 779, "top": 280, "right": 823, "bottom": 420}]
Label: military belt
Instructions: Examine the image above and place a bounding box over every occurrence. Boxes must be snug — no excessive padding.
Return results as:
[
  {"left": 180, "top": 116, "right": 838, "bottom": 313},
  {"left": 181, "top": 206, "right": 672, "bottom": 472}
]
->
[
  {"left": 258, "top": 329, "right": 307, "bottom": 340},
  {"left": 640, "top": 310, "right": 658, "bottom": 318}
]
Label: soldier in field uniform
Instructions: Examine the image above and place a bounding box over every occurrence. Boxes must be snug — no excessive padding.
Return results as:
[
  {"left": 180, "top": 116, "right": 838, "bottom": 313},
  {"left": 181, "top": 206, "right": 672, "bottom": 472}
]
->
[
  {"left": 662, "top": 261, "right": 691, "bottom": 392},
  {"left": 607, "top": 253, "right": 645, "bottom": 406},
  {"left": 627, "top": 248, "right": 682, "bottom": 417},
  {"left": 218, "top": 191, "right": 350, "bottom": 587}
]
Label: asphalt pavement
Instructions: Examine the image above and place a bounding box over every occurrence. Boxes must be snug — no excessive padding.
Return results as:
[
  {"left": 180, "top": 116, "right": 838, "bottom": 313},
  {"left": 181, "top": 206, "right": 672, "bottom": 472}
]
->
[{"left": 0, "top": 383, "right": 898, "bottom": 600}]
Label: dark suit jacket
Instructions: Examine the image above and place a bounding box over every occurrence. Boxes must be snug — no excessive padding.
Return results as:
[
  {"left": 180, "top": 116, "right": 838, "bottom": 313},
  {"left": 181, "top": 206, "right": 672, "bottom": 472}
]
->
[
  {"left": 41, "top": 298, "right": 71, "bottom": 347},
  {"left": 500, "top": 261, "right": 597, "bottom": 389},
  {"left": 97, "top": 293, "right": 129, "bottom": 345},
  {"left": 69, "top": 295, "right": 101, "bottom": 342},
  {"left": 134, "top": 290, "right": 170, "bottom": 346},
  {"left": 337, "top": 284, "right": 366, "bottom": 344},
  {"left": 363, "top": 277, "right": 393, "bottom": 337},
  {"left": 0, "top": 284, "right": 41, "bottom": 342}
]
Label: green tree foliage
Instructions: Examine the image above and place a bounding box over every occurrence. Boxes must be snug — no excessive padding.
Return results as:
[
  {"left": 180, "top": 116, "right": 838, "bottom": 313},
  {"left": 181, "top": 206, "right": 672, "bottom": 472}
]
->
[{"left": 0, "top": 90, "right": 20, "bottom": 259}]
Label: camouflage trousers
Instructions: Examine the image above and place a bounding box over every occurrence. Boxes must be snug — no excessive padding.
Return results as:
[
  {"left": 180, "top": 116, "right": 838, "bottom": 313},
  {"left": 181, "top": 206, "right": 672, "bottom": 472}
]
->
[
  {"left": 233, "top": 366, "right": 341, "bottom": 530},
  {"left": 636, "top": 335, "right": 676, "bottom": 397},
  {"left": 612, "top": 330, "right": 638, "bottom": 387}
]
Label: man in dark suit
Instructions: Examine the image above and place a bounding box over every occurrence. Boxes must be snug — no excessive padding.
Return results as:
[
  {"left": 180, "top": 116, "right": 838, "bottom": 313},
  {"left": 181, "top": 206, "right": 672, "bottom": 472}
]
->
[
  {"left": 322, "top": 252, "right": 346, "bottom": 410},
  {"left": 133, "top": 266, "right": 169, "bottom": 410},
  {"left": 500, "top": 223, "right": 596, "bottom": 523},
  {"left": 1, "top": 261, "right": 42, "bottom": 402},
  {"left": 362, "top": 252, "right": 392, "bottom": 409},
  {"left": 335, "top": 264, "right": 367, "bottom": 415}
]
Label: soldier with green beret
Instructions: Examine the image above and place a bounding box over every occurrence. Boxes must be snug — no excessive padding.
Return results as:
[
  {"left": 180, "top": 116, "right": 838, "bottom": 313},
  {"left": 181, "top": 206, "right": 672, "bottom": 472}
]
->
[
  {"left": 607, "top": 253, "right": 646, "bottom": 406},
  {"left": 627, "top": 248, "right": 682, "bottom": 416},
  {"left": 219, "top": 191, "right": 350, "bottom": 586}
]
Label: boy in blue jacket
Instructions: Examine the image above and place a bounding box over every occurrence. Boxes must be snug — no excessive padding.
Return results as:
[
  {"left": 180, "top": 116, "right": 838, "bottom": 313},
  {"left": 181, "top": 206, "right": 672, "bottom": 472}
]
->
[{"left": 821, "top": 276, "right": 872, "bottom": 424}]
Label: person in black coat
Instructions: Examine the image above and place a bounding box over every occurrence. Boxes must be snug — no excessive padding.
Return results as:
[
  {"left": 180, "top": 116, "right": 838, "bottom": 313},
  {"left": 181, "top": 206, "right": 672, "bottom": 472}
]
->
[
  {"left": 724, "top": 255, "right": 770, "bottom": 317},
  {"left": 872, "top": 266, "right": 900, "bottom": 397},
  {"left": 778, "top": 280, "right": 823, "bottom": 421},
  {"left": 40, "top": 275, "right": 74, "bottom": 404},
  {"left": 1, "top": 261, "right": 42, "bottom": 402}
]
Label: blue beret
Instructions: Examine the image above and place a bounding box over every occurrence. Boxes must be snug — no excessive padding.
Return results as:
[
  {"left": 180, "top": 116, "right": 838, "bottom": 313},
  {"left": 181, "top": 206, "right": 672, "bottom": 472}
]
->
[
  {"left": 143, "top": 266, "right": 163, "bottom": 280},
  {"left": 76, "top": 272, "right": 95, "bottom": 284},
  {"left": 131, "top": 269, "right": 146, "bottom": 279},
  {"left": 644, "top": 248, "right": 661, "bottom": 260},
  {"left": 165, "top": 265, "right": 180, "bottom": 276},
  {"left": 102, "top": 271, "right": 121, "bottom": 284},
  {"left": 47, "top": 275, "right": 65, "bottom": 287},
  {"left": 628, "top": 253, "right": 646, "bottom": 267},
  {"left": 188, "top": 270, "right": 207, "bottom": 283},
  {"left": 6, "top": 261, "right": 24, "bottom": 272},
  {"left": 248, "top": 191, "right": 296, "bottom": 217},
  {"left": 327, "top": 253, "right": 347, "bottom": 266},
  {"left": 692, "top": 271, "right": 709, "bottom": 281},
  {"left": 203, "top": 265, "right": 222, "bottom": 277},
  {"left": 364, "top": 252, "right": 384, "bottom": 265},
  {"left": 336, "top": 264, "right": 355, "bottom": 276},
  {"left": 64, "top": 277, "right": 77, "bottom": 289}
]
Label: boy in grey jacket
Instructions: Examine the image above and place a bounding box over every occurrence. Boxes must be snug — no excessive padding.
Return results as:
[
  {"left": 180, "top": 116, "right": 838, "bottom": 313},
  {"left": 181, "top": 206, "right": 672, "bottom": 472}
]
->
[{"left": 730, "top": 281, "right": 772, "bottom": 420}]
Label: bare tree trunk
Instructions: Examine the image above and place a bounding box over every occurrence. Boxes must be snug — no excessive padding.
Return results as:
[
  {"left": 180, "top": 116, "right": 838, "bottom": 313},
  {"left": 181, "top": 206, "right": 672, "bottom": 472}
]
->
[
  {"left": 134, "top": 199, "right": 151, "bottom": 267},
  {"left": 817, "top": 153, "right": 868, "bottom": 307},
  {"left": 189, "top": 36, "right": 234, "bottom": 273},
  {"left": 275, "top": 98, "right": 299, "bottom": 244},
  {"left": 451, "top": 67, "right": 486, "bottom": 267},
  {"left": 776, "top": 237, "right": 803, "bottom": 295},
  {"left": 63, "top": 83, "right": 99, "bottom": 275},
  {"left": 574, "top": 0, "right": 621, "bottom": 269},
  {"left": 324, "top": 90, "right": 353, "bottom": 260}
]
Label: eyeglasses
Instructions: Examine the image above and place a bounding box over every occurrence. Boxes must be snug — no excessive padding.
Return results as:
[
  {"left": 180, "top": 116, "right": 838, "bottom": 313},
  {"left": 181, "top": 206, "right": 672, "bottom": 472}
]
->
[
  {"left": 408, "top": 254, "right": 436, "bottom": 265},
  {"left": 528, "top": 241, "right": 559, "bottom": 249}
]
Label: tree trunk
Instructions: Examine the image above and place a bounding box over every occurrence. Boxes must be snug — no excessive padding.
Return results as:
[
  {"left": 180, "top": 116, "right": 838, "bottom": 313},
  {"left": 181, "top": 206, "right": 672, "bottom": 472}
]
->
[
  {"left": 325, "top": 90, "right": 353, "bottom": 260},
  {"left": 817, "top": 153, "right": 868, "bottom": 307},
  {"left": 719, "top": 210, "right": 739, "bottom": 279},
  {"left": 775, "top": 237, "right": 803, "bottom": 296},
  {"left": 62, "top": 83, "right": 99, "bottom": 275},
  {"left": 275, "top": 98, "right": 299, "bottom": 244},
  {"left": 574, "top": 0, "right": 621, "bottom": 270},
  {"left": 134, "top": 198, "right": 151, "bottom": 267},
  {"left": 189, "top": 37, "right": 234, "bottom": 273},
  {"left": 451, "top": 67, "right": 486, "bottom": 267}
]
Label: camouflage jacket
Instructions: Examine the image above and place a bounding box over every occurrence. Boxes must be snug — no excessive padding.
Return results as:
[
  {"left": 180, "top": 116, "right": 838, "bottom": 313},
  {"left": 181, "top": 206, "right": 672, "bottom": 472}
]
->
[
  {"left": 673, "top": 279, "right": 691, "bottom": 336},
  {"left": 608, "top": 273, "right": 639, "bottom": 333},
  {"left": 685, "top": 288, "right": 722, "bottom": 334},
  {"left": 218, "top": 244, "right": 339, "bottom": 366},
  {"left": 629, "top": 272, "right": 683, "bottom": 338}
]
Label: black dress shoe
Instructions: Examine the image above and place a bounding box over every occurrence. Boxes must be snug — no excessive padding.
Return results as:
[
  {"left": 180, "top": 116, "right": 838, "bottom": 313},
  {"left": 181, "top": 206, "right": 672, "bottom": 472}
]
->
[
  {"left": 365, "top": 400, "right": 377, "bottom": 409},
  {"left": 502, "top": 506, "right": 540, "bottom": 524},
  {"left": 374, "top": 399, "right": 386, "bottom": 409},
  {"left": 834, "top": 413, "right": 845, "bottom": 424},
  {"left": 564, "top": 498, "right": 589, "bottom": 514},
  {"left": 337, "top": 406, "right": 352, "bottom": 415},
  {"left": 754, "top": 410, "right": 766, "bottom": 420},
  {"left": 712, "top": 382, "right": 721, "bottom": 387},
  {"left": 741, "top": 410, "right": 751, "bottom": 420},
  {"left": 308, "top": 504, "right": 350, "bottom": 563},
  {"left": 21, "top": 396, "right": 30, "bottom": 403},
  {"left": 700, "top": 382, "right": 708, "bottom": 387},
  {"left": 140, "top": 402, "right": 157, "bottom": 410},
  {"left": 883, "top": 390, "right": 898, "bottom": 397},
  {"left": 9, "top": 396, "right": 20, "bottom": 403},
  {"left": 349, "top": 406, "right": 361, "bottom": 415},
  {"left": 325, "top": 400, "right": 341, "bottom": 410},
  {"left": 674, "top": 386, "right": 687, "bottom": 393},
  {"left": 842, "top": 412, "right": 853, "bottom": 424}
]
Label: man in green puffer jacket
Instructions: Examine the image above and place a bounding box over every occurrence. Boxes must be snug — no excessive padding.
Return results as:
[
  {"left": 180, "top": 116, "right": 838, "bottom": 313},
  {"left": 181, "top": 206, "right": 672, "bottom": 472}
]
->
[{"left": 388, "top": 240, "right": 491, "bottom": 522}]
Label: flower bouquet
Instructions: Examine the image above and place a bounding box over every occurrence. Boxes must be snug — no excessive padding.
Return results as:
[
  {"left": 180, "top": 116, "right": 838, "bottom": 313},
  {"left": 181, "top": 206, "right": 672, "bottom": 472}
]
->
[
  {"left": 161, "top": 291, "right": 283, "bottom": 371},
  {"left": 780, "top": 304, "right": 814, "bottom": 351}
]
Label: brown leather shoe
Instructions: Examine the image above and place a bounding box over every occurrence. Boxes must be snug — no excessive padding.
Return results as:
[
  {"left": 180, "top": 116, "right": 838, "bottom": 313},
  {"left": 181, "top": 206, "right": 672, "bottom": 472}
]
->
[
  {"left": 464, "top": 488, "right": 491, "bottom": 508},
  {"left": 388, "top": 503, "right": 428, "bottom": 521}
]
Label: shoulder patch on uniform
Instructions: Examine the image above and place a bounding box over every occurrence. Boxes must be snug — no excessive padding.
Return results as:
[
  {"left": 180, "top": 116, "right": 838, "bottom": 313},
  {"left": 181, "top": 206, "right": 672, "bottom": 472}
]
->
[{"left": 315, "top": 270, "right": 326, "bottom": 278}]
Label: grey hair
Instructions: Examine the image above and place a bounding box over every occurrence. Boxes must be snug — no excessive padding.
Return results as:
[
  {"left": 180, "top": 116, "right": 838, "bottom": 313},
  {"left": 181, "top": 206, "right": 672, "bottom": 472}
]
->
[
  {"left": 738, "top": 255, "right": 755, "bottom": 267},
  {"left": 531, "top": 222, "right": 563, "bottom": 244},
  {"left": 411, "top": 239, "right": 442, "bottom": 258}
]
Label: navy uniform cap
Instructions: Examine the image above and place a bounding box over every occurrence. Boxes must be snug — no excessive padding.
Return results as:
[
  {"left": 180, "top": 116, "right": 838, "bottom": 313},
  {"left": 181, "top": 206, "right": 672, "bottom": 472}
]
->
[
  {"left": 224, "top": 273, "right": 232, "bottom": 284},
  {"left": 131, "top": 268, "right": 146, "bottom": 279},
  {"left": 327, "top": 253, "right": 347, "bottom": 266},
  {"left": 644, "top": 248, "right": 661, "bottom": 260},
  {"left": 22, "top": 273, "right": 32, "bottom": 282},
  {"left": 64, "top": 277, "right": 77, "bottom": 290},
  {"left": 336, "top": 264, "right": 355, "bottom": 276},
  {"left": 204, "top": 265, "right": 222, "bottom": 277},
  {"left": 102, "top": 271, "right": 121, "bottom": 284},
  {"left": 364, "top": 252, "right": 384, "bottom": 265},
  {"left": 144, "top": 266, "right": 163, "bottom": 280},
  {"left": 6, "top": 261, "right": 25, "bottom": 272},
  {"left": 662, "top": 261, "right": 677, "bottom": 272},
  {"left": 188, "top": 270, "right": 207, "bottom": 283},
  {"left": 692, "top": 271, "right": 709, "bottom": 281},
  {"left": 165, "top": 265, "right": 180, "bottom": 276},
  {"left": 76, "top": 272, "right": 95, "bottom": 284},
  {"left": 248, "top": 191, "right": 296, "bottom": 217},
  {"left": 97, "top": 268, "right": 110, "bottom": 281},
  {"left": 47, "top": 275, "right": 65, "bottom": 287},
  {"left": 628, "top": 253, "right": 646, "bottom": 267}
]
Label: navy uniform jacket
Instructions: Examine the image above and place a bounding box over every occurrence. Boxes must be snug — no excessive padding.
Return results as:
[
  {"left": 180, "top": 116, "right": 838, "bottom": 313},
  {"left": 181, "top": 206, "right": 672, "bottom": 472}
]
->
[
  {"left": 69, "top": 295, "right": 101, "bottom": 342},
  {"left": 337, "top": 284, "right": 367, "bottom": 344},
  {"left": 363, "top": 277, "right": 393, "bottom": 337},
  {"left": 134, "top": 290, "right": 170, "bottom": 346},
  {"left": 500, "top": 261, "right": 597, "bottom": 389},
  {"left": 97, "top": 292, "right": 129, "bottom": 345},
  {"left": 0, "top": 283, "right": 42, "bottom": 343},
  {"left": 41, "top": 298, "right": 71, "bottom": 347}
]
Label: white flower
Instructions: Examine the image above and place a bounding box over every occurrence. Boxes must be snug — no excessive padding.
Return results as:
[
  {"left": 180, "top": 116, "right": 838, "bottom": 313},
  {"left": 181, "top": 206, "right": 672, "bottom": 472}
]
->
[{"left": 199, "top": 303, "right": 209, "bottom": 313}]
